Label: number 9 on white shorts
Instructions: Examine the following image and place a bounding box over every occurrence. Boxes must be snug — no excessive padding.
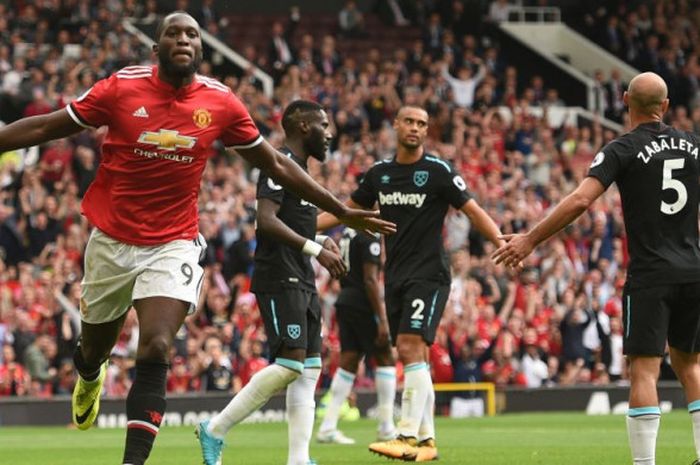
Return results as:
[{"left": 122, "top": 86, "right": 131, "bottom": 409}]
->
[{"left": 80, "top": 229, "right": 206, "bottom": 324}]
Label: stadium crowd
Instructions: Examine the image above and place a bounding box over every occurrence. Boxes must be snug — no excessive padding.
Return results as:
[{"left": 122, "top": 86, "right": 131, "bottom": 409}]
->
[
  {"left": 571, "top": 0, "right": 700, "bottom": 119},
  {"left": 1, "top": 0, "right": 698, "bottom": 400}
]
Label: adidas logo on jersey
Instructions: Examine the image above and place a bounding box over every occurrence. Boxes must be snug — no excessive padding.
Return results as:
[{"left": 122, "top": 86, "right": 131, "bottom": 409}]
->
[
  {"left": 378, "top": 191, "right": 426, "bottom": 208},
  {"left": 132, "top": 106, "right": 149, "bottom": 118}
]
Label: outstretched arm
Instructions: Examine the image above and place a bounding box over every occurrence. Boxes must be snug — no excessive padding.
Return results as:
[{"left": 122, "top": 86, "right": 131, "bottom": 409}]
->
[
  {"left": 492, "top": 177, "right": 606, "bottom": 267},
  {"left": 316, "top": 198, "right": 368, "bottom": 231},
  {"left": 0, "top": 109, "right": 83, "bottom": 152},
  {"left": 235, "top": 140, "right": 395, "bottom": 235}
]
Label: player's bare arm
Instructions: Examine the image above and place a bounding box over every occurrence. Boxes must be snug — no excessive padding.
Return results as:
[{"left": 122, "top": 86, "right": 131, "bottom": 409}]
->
[
  {"left": 235, "top": 140, "right": 395, "bottom": 235},
  {"left": 460, "top": 198, "right": 504, "bottom": 248},
  {"left": 316, "top": 198, "right": 383, "bottom": 233},
  {"left": 492, "top": 177, "right": 606, "bottom": 268},
  {"left": 363, "top": 260, "right": 390, "bottom": 347},
  {"left": 256, "top": 197, "right": 346, "bottom": 279},
  {"left": 0, "top": 108, "right": 83, "bottom": 152}
]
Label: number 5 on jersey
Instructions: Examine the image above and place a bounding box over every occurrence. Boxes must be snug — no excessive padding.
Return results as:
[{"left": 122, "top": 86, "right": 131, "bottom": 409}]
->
[{"left": 661, "top": 158, "right": 687, "bottom": 215}]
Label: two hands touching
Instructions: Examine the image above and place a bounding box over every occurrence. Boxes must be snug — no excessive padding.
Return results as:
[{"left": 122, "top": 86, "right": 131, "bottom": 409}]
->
[
  {"left": 316, "top": 236, "right": 346, "bottom": 279},
  {"left": 492, "top": 233, "right": 534, "bottom": 270},
  {"left": 322, "top": 207, "right": 532, "bottom": 274}
]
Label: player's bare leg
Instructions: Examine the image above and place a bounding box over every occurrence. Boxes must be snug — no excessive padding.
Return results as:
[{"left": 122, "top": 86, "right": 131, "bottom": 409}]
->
[
  {"left": 72, "top": 314, "right": 127, "bottom": 430},
  {"left": 318, "top": 351, "right": 361, "bottom": 444},
  {"left": 669, "top": 348, "right": 700, "bottom": 463},
  {"left": 627, "top": 356, "right": 662, "bottom": 465},
  {"left": 122, "top": 296, "right": 188, "bottom": 465},
  {"left": 370, "top": 334, "right": 426, "bottom": 460}
]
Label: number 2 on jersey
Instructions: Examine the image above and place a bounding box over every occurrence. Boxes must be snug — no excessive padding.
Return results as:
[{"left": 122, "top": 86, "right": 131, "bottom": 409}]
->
[{"left": 661, "top": 158, "right": 687, "bottom": 215}]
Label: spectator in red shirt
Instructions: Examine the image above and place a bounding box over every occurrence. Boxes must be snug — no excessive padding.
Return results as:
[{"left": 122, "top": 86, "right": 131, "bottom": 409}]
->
[
  {"left": 430, "top": 331, "right": 454, "bottom": 383},
  {"left": 22, "top": 88, "right": 53, "bottom": 118},
  {"left": 0, "top": 343, "right": 30, "bottom": 396},
  {"left": 238, "top": 338, "right": 269, "bottom": 387},
  {"left": 39, "top": 138, "right": 73, "bottom": 185},
  {"left": 167, "top": 356, "right": 195, "bottom": 394}
]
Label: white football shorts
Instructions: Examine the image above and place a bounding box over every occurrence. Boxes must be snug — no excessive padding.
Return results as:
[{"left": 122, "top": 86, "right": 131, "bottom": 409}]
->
[{"left": 80, "top": 228, "right": 206, "bottom": 324}]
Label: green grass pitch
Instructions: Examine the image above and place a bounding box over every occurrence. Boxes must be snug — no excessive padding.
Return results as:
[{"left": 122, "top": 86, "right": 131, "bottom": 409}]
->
[{"left": 0, "top": 411, "right": 695, "bottom": 464}]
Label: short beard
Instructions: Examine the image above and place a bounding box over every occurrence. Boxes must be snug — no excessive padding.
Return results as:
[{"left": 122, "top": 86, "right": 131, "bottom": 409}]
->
[
  {"left": 306, "top": 139, "right": 327, "bottom": 162},
  {"left": 158, "top": 49, "right": 202, "bottom": 78},
  {"left": 400, "top": 139, "right": 421, "bottom": 150}
]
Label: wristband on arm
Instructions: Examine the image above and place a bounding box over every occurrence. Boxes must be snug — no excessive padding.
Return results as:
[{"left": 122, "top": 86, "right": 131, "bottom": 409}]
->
[{"left": 302, "top": 239, "right": 323, "bottom": 257}]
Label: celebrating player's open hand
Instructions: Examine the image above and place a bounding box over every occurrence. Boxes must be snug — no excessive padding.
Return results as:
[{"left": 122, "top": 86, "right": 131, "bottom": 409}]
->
[
  {"left": 338, "top": 208, "right": 397, "bottom": 236},
  {"left": 317, "top": 246, "right": 347, "bottom": 279},
  {"left": 491, "top": 233, "right": 535, "bottom": 268}
]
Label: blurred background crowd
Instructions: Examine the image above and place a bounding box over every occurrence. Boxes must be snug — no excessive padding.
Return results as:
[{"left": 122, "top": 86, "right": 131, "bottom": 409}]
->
[{"left": 1, "top": 0, "right": 698, "bottom": 399}]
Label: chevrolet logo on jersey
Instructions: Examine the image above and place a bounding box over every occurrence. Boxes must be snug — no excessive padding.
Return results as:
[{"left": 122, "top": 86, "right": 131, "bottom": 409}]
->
[{"left": 138, "top": 129, "right": 197, "bottom": 151}]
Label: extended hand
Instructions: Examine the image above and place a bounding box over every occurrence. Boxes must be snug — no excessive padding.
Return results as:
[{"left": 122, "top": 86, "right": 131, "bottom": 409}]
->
[
  {"left": 317, "top": 248, "right": 347, "bottom": 279},
  {"left": 491, "top": 233, "right": 534, "bottom": 268},
  {"left": 338, "top": 208, "right": 396, "bottom": 235}
]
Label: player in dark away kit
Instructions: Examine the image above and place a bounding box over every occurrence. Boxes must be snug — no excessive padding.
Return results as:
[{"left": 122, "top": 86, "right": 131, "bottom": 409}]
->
[
  {"left": 318, "top": 106, "right": 504, "bottom": 461},
  {"left": 317, "top": 228, "right": 397, "bottom": 445},
  {"left": 493, "top": 72, "right": 700, "bottom": 465},
  {"left": 198, "top": 100, "right": 347, "bottom": 465}
]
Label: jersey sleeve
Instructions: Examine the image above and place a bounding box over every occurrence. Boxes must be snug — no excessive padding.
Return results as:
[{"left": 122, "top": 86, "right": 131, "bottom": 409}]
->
[
  {"left": 359, "top": 234, "right": 382, "bottom": 266},
  {"left": 439, "top": 163, "right": 472, "bottom": 209},
  {"left": 587, "top": 142, "right": 624, "bottom": 188},
  {"left": 66, "top": 74, "right": 118, "bottom": 129},
  {"left": 351, "top": 167, "right": 378, "bottom": 208},
  {"left": 221, "top": 93, "right": 263, "bottom": 150},
  {"left": 256, "top": 170, "right": 285, "bottom": 204}
]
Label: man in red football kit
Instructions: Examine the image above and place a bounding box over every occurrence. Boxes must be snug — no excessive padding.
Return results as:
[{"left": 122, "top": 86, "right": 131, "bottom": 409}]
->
[{"left": 0, "top": 11, "right": 394, "bottom": 465}]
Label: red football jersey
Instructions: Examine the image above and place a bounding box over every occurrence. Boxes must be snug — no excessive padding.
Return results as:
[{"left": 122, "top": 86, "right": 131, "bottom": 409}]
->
[{"left": 67, "top": 65, "right": 261, "bottom": 245}]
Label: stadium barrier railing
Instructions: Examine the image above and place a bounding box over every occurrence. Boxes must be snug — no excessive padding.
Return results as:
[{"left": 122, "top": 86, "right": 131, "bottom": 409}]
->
[
  {"left": 0, "top": 381, "right": 686, "bottom": 427},
  {"left": 434, "top": 382, "right": 496, "bottom": 417}
]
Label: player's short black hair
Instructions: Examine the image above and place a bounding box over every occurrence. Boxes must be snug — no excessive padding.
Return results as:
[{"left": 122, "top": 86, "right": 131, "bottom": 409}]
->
[
  {"left": 396, "top": 105, "right": 428, "bottom": 118},
  {"left": 281, "top": 100, "right": 324, "bottom": 134},
  {"left": 155, "top": 11, "right": 196, "bottom": 40}
]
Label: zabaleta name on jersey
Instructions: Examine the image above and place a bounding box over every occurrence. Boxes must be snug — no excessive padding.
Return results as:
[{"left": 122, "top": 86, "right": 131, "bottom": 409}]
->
[{"left": 636, "top": 136, "right": 699, "bottom": 163}]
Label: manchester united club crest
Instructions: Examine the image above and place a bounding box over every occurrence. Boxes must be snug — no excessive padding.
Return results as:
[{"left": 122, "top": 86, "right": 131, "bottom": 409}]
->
[{"left": 192, "top": 108, "right": 212, "bottom": 129}]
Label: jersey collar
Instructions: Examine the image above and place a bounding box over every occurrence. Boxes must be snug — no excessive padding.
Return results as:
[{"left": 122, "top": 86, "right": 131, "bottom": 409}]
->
[
  {"left": 280, "top": 146, "right": 308, "bottom": 169},
  {"left": 636, "top": 121, "right": 667, "bottom": 133},
  {"left": 392, "top": 152, "right": 427, "bottom": 166},
  {"left": 151, "top": 65, "right": 199, "bottom": 94}
]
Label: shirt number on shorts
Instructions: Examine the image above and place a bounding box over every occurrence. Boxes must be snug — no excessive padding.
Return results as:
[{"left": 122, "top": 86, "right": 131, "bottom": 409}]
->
[
  {"left": 660, "top": 158, "right": 687, "bottom": 215},
  {"left": 181, "top": 263, "right": 193, "bottom": 285},
  {"left": 411, "top": 298, "right": 425, "bottom": 320}
]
